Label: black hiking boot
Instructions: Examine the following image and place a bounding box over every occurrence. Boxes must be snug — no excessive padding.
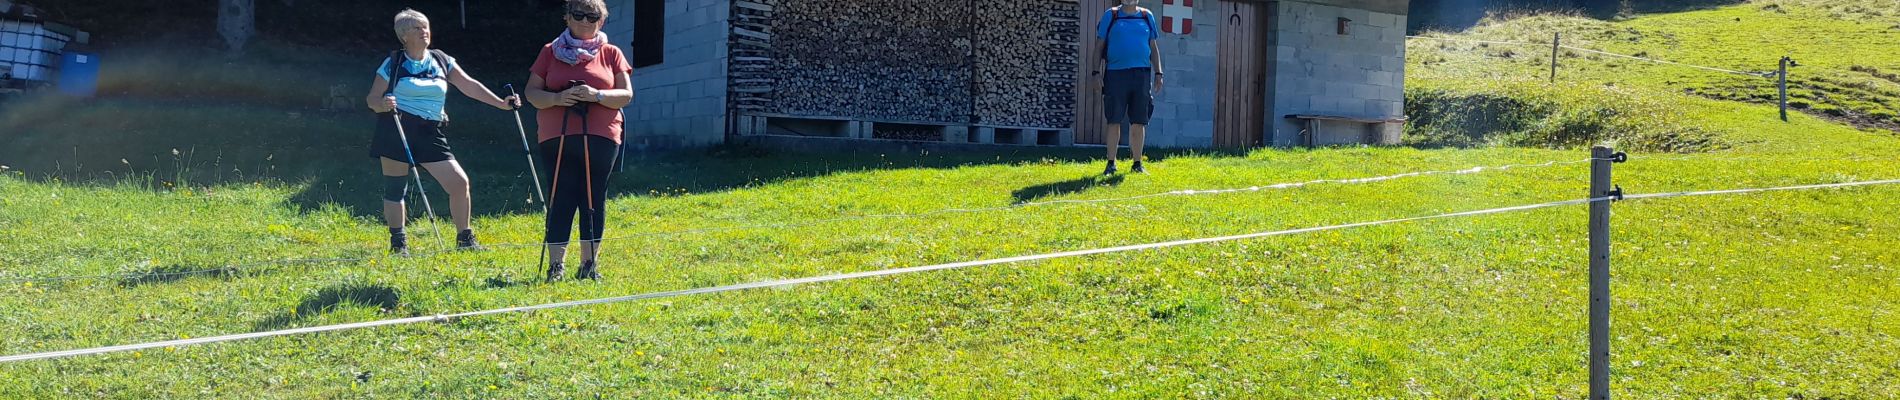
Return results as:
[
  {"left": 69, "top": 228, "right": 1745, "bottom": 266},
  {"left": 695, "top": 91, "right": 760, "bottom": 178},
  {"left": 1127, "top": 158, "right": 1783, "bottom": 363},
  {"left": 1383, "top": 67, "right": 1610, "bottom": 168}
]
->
[
  {"left": 1103, "top": 160, "right": 1118, "bottom": 176},
  {"left": 456, "top": 229, "right": 486, "bottom": 251},
  {"left": 389, "top": 228, "right": 409, "bottom": 256},
  {"left": 545, "top": 262, "right": 566, "bottom": 284},
  {"left": 576, "top": 260, "right": 601, "bottom": 281},
  {"left": 1131, "top": 161, "right": 1146, "bottom": 174}
]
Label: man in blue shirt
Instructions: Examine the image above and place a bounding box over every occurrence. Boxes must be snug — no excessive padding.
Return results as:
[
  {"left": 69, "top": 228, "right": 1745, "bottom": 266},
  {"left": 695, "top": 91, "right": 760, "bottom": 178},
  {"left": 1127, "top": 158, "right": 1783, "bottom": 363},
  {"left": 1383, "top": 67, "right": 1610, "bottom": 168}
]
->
[{"left": 1095, "top": 0, "right": 1164, "bottom": 175}]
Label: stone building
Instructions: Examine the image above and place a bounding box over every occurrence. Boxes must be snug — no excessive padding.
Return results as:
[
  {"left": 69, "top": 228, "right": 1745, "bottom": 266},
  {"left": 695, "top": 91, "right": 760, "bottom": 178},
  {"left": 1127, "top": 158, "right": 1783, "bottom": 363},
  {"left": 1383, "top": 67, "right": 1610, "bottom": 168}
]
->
[{"left": 603, "top": 0, "right": 1410, "bottom": 149}]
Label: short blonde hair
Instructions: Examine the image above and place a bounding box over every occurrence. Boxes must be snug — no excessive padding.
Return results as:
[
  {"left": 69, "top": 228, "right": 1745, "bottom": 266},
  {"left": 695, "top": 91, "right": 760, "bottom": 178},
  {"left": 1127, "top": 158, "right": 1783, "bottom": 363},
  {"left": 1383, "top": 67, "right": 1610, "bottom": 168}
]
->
[
  {"left": 566, "top": 0, "right": 608, "bottom": 18},
  {"left": 393, "top": 9, "right": 429, "bottom": 38}
]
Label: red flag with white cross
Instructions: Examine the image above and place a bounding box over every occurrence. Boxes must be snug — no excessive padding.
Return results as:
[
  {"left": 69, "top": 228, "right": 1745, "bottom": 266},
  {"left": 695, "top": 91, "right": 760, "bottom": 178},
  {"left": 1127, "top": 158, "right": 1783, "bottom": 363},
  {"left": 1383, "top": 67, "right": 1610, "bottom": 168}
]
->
[{"left": 1162, "top": 0, "right": 1194, "bottom": 35}]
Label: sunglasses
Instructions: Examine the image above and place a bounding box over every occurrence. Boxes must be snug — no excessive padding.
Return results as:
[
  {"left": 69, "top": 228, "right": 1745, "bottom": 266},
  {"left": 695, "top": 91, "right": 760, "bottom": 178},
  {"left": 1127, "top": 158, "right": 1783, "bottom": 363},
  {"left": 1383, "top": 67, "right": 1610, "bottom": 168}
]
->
[{"left": 569, "top": 10, "right": 601, "bottom": 23}]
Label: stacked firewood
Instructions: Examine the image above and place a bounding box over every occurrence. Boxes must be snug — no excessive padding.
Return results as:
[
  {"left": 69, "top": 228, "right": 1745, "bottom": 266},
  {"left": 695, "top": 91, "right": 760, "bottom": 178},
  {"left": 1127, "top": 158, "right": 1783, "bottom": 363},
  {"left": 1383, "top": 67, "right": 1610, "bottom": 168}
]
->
[
  {"left": 872, "top": 125, "right": 946, "bottom": 141},
  {"left": 729, "top": 0, "right": 1077, "bottom": 128},
  {"left": 730, "top": 0, "right": 777, "bottom": 114},
  {"left": 974, "top": 0, "right": 1079, "bottom": 128}
]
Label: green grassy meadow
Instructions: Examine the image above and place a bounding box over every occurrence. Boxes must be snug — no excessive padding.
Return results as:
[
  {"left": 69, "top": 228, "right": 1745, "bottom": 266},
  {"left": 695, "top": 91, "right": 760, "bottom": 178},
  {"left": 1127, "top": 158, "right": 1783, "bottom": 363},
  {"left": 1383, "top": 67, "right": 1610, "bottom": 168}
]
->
[{"left": 1, "top": 1, "right": 1897, "bottom": 397}]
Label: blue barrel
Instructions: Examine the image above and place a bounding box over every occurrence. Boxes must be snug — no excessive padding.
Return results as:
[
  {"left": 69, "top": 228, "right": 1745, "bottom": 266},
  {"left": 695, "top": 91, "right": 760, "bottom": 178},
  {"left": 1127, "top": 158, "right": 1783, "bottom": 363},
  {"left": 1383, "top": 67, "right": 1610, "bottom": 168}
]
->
[{"left": 57, "top": 52, "right": 99, "bottom": 97}]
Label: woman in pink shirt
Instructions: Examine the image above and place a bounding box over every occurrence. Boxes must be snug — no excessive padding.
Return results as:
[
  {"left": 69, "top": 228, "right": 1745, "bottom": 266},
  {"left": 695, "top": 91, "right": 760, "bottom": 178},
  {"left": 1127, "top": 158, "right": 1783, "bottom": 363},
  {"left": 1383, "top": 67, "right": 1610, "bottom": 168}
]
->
[{"left": 523, "top": 0, "right": 633, "bottom": 283}]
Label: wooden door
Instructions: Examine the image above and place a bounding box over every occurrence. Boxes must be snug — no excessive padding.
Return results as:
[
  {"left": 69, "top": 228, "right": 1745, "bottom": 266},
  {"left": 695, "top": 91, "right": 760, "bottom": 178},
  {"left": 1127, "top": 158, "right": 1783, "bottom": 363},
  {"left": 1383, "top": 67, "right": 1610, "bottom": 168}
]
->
[
  {"left": 1074, "top": 0, "right": 1116, "bottom": 144},
  {"left": 1214, "top": 0, "right": 1267, "bottom": 148}
]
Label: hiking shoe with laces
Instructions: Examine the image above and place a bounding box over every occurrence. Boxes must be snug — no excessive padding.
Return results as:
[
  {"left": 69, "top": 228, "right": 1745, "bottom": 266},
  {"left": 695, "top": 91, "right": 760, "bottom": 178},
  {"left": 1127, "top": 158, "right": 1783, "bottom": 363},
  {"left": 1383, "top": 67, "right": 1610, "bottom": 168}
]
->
[
  {"left": 389, "top": 229, "right": 409, "bottom": 256},
  {"left": 576, "top": 260, "right": 601, "bottom": 281},
  {"left": 456, "top": 229, "right": 486, "bottom": 251},
  {"left": 545, "top": 262, "right": 566, "bottom": 284}
]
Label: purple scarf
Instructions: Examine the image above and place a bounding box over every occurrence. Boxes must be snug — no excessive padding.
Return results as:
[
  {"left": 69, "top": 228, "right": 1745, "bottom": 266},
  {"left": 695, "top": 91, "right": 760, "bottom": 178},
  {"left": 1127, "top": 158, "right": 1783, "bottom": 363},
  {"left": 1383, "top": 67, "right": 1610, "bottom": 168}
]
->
[{"left": 550, "top": 29, "right": 607, "bottom": 65}]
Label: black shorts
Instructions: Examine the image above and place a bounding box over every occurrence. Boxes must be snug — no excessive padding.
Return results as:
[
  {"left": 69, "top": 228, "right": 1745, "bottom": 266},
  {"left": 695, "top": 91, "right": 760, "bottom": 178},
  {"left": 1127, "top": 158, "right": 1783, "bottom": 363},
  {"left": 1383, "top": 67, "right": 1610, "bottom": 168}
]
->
[
  {"left": 1102, "top": 68, "right": 1155, "bottom": 125},
  {"left": 369, "top": 111, "right": 455, "bottom": 163}
]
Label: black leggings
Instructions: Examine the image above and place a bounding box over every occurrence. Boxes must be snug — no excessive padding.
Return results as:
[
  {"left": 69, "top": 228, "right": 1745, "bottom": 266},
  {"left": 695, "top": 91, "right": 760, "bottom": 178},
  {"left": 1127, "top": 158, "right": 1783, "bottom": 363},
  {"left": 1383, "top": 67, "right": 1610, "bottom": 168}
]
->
[{"left": 539, "top": 134, "right": 617, "bottom": 245}]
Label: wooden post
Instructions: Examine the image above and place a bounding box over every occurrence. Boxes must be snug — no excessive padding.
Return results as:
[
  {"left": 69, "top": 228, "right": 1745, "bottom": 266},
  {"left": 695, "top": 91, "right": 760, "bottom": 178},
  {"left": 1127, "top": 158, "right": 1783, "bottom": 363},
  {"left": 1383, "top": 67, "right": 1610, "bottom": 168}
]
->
[
  {"left": 1588, "top": 146, "right": 1617, "bottom": 399},
  {"left": 965, "top": 0, "right": 977, "bottom": 126},
  {"left": 1779, "top": 56, "right": 1790, "bottom": 122},
  {"left": 1551, "top": 32, "right": 1561, "bottom": 84}
]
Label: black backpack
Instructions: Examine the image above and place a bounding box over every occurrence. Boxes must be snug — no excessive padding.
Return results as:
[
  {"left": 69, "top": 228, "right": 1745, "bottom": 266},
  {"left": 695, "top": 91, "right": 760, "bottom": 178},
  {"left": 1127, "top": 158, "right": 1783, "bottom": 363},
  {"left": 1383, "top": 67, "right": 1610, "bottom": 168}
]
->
[
  {"left": 382, "top": 49, "right": 451, "bottom": 96},
  {"left": 1101, "top": 6, "right": 1155, "bottom": 60},
  {"left": 381, "top": 49, "right": 451, "bottom": 120}
]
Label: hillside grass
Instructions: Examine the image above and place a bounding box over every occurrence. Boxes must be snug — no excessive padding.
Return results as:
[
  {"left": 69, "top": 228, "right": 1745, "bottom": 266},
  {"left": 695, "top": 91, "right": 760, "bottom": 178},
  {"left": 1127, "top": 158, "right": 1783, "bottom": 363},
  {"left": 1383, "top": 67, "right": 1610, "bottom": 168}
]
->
[
  {"left": 1409, "top": 0, "right": 1900, "bottom": 136},
  {"left": 1, "top": 1, "right": 1898, "bottom": 398}
]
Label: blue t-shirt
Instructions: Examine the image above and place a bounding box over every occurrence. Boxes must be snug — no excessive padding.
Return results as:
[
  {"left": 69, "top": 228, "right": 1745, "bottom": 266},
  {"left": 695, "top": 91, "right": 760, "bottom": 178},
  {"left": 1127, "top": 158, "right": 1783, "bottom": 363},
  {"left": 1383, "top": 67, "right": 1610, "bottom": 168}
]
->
[
  {"left": 1097, "top": 7, "right": 1159, "bottom": 71},
  {"left": 375, "top": 52, "right": 458, "bottom": 122}
]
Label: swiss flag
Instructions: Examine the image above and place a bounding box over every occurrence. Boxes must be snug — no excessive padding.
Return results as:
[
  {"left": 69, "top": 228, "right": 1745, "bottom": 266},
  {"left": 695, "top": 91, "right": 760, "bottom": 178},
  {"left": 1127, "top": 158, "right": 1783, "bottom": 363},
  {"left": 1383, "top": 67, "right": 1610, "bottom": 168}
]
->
[{"left": 1161, "top": 0, "right": 1194, "bottom": 35}]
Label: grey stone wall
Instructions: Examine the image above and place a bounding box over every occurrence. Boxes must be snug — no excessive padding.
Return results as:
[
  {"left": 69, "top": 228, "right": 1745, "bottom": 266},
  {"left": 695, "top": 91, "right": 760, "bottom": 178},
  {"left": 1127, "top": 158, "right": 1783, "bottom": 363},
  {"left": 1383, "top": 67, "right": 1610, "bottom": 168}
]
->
[
  {"left": 1131, "top": 0, "right": 1219, "bottom": 148},
  {"left": 1264, "top": 0, "right": 1407, "bottom": 146},
  {"left": 607, "top": 0, "right": 732, "bottom": 149}
]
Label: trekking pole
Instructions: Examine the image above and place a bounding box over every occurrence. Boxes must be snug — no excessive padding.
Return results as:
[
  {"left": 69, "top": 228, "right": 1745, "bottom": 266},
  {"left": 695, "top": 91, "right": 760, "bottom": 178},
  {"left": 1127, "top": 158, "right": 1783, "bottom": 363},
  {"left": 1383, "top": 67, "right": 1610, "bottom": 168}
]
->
[
  {"left": 503, "top": 84, "right": 546, "bottom": 206},
  {"left": 579, "top": 107, "right": 597, "bottom": 259},
  {"left": 390, "top": 109, "right": 448, "bottom": 250},
  {"left": 575, "top": 106, "right": 594, "bottom": 214},
  {"left": 566, "top": 92, "right": 597, "bottom": 255},
  {"left": 507, "top": 84, "right": 554, "bottom": 279},
  {"left": 540, "top": 92, "right": 579, "bottom": 282},
  {"left": 563, "top": 81, "right": 599, "bottom": 254}
]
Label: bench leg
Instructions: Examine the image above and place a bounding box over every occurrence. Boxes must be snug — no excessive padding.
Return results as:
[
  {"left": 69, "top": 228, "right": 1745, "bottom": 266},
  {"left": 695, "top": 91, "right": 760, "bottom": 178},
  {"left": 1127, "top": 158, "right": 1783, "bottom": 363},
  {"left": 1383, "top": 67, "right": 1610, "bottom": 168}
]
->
[{"left": 1303, "top": 119, "right": 1320, "bottom": 147}]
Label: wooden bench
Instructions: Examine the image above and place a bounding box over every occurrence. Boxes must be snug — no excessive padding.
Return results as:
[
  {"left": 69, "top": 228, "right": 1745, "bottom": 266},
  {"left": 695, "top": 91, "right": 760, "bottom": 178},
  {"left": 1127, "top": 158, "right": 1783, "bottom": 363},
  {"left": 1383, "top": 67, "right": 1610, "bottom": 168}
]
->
[{"left": 1285, "top": 114, "right": 1407, "bottom": 146}]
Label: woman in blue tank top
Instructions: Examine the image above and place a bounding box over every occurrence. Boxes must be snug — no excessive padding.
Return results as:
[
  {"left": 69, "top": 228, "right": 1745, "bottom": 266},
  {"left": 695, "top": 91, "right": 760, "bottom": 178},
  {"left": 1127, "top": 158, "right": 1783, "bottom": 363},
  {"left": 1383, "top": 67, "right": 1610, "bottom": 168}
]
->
[{"left": 363, "top": 8, "right": 519, "bottom": 255}]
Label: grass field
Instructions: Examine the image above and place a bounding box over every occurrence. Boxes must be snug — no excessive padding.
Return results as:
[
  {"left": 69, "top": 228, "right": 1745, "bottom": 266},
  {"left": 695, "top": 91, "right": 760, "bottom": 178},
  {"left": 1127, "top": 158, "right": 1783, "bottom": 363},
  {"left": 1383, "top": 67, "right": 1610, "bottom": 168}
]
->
[
  {"left": 1410, "top": 0, "right": 1900, "bottom": 135},
  {"left": 2, "top": 1, "right": 1898, "bottom": 398}
]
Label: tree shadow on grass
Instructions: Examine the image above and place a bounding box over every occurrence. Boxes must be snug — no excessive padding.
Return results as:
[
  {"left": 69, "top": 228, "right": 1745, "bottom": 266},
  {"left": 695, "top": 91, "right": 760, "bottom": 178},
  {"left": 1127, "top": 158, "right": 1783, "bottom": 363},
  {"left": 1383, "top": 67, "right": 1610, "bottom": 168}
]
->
[
  {"left": 1012, "top": 174, "right": 1125, "bottom": 204},
  {"left": 278, "top": 140, "right": 1242, "bottom": 220},
  {"left": 0, "top": 94, "right": 1256, "bottom": 221},
  {"left": 114, "top": 258, "right": 359, "bottom": 288},
  {"left": 483, "top": 273, "right": 530, "bottom": 290},
  {"left": 253, "top": 283, "right": 401, "bottom": 331},
  {"left": 116, "top": 264, "right": 243, "bottom": 288}
]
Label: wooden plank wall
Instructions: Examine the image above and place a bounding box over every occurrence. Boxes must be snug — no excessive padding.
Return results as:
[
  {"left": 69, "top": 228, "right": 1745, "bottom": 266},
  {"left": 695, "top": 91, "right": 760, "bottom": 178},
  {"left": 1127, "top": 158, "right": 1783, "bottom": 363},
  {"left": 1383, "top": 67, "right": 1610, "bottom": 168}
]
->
[
  {"left": 1072, "top": 0, "right": 1115, "bottom": 144},
  {"left": 1214, "top": 0, "right": 1267, "bottom": 148}
]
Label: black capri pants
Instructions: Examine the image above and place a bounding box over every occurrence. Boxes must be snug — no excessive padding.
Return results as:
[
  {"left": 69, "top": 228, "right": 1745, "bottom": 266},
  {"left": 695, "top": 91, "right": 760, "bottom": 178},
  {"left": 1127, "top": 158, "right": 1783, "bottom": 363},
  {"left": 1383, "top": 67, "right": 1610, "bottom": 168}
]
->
[{"left": 540, "top": 134, "right": 617, "bottom": 245}]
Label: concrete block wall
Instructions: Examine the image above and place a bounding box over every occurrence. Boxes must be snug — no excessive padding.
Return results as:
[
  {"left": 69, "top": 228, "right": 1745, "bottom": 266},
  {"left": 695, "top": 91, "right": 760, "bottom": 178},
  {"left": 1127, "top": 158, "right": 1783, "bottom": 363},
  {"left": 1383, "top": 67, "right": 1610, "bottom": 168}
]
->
[
  {"left": 1264, "top": 0, "right": 1407, "bottom": 146},
  {"left": 1129, "top": 0, "right": 1218, "bottom": 148},
  {"left": 606, "top": 0, "right": 731, "bottom": 149}
]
